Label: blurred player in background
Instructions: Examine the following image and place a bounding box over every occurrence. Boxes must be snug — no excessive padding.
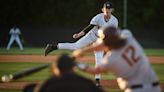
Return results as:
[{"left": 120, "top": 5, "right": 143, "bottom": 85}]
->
[
  {"left": 6, "top": 25, "right": 24, "bottom": 51},
  {"left": 45, "top": 1, "right": 118, "bottom": 86},
  {"left": 38, "top": 54, "right": 104, "bottom": 92},
  {"left": 73, "top": 26, "right": 161, "bottom": 92}
]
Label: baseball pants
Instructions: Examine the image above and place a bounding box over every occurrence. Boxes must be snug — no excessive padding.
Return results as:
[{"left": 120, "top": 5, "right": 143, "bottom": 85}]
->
[
  {"left": 58, "top": 31, "right": 103, "bottom": 79},
  {"left": 7, "top": 36, "right": 23, "bottom": 50}
]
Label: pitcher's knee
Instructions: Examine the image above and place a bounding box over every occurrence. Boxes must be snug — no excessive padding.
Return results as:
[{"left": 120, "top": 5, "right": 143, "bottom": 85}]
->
[{"left": 72, "top": 43, "right": 84, "bottom": 49}]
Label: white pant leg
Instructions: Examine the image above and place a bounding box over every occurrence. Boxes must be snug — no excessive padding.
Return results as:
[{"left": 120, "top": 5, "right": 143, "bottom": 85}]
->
[
  {"left": 15, "top": 36, "right": 23, "bottom": 50},
  {"left": 94, "top": 51, "right": 104, "bottom": 79},
  {"left": 6, "top": 36, "right": 15, "bottom": 50},
  {"left": 58, "top": 32, "right": 97, "bottom": 50}
]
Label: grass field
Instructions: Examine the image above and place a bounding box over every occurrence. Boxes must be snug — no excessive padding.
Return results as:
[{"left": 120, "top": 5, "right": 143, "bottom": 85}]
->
[
  {"left": 0, "top": 62, "right": 164, "bottom": 82},
  {"left": 0, "top": 47, "right": 164, "bottom": 92}
]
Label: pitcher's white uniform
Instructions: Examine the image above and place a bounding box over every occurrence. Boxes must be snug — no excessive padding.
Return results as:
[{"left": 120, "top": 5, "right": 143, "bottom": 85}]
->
[
  {"left": 57, "top": 13, "right": 118, "bottom": 79},
  {"left": 99, "top": 30, "right": 161, "bottom": 92},
  {"left": 6, "top": 27, "right": 24, "bottom": 50}
]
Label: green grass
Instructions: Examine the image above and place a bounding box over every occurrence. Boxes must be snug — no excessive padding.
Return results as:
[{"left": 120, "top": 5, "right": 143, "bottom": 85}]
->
[
  {"left": 0, "top": 47, "right": 72, "bottom": 55},
  {"left": 0, "top": 89, "right": 20, "bottom": 92},
  {"left": 0, "top": 47, "right": 164, "bottom": 56},
  {"left": 145, "top": 48, "right": 164, "bottom": 56},
  {"left": 0, "top": 62, "right": 51, "bottom": 82},
  {"left": 0, "top": 62, "right": 115, "bottom": 82},
  {"left": 0, "top": 62, "right": 163, "bottom": 82},
  {"left": 152, "top": 64, "right": 164, "bottom": 83}
]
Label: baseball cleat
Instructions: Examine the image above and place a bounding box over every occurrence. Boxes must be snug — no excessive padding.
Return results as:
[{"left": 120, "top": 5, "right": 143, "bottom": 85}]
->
[
  {"left": 95, "top": 78, "right": 101, "bottom": 88},
  {"left": 45, "top": 43, "right": 57, "bottom": 56}
]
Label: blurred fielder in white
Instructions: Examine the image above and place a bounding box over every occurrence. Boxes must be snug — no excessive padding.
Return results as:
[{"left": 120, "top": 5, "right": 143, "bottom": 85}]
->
[
  {"left": 73, "top": 26, "right": 161, "bottom": 92},
  {"left": 6, "top": 25, "right": 24, "bottom": 51}
]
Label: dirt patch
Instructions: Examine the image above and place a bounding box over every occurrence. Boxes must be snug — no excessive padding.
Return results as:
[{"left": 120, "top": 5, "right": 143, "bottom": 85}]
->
[{"left": 0, "top": 55, "right": 164, "bottom": 64}]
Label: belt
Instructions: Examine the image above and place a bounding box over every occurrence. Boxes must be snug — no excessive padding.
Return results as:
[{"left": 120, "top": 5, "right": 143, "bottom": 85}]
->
[{"left": 130, "top": 82, "right": 160, "bottom": 89}]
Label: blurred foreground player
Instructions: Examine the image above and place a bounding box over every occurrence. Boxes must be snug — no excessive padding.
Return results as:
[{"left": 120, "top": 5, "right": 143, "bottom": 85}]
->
[
  {"left": 39, "top": 54, "right": 104, "bottom": 92},
  {"left": 73, "top": 26, "right": 161, "bottom": 92}
]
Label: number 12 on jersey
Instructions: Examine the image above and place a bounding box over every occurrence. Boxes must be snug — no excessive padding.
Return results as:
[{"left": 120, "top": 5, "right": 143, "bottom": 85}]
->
[{"left": 122, "top": 45, "right": 141, "bottom": 67}]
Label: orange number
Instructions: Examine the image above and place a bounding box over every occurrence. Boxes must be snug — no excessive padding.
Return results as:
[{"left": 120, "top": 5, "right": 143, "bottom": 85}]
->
[{"left": 122, "top": 45, "right": 141, "bottom": 66}]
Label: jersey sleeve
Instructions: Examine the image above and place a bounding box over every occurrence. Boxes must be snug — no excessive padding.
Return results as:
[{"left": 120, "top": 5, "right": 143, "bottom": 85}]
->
[
  {"left": 111, "top": 16, "right": 118, "bottom": 28},
  {"left": 121, "top": 29, "right": 133, "bottom": 38},
  {"left": 90, "top": 14, "right": 100, "bottom": 25},
  {"left": 114, "top": 18, "right": 118, "bottom": 27}
]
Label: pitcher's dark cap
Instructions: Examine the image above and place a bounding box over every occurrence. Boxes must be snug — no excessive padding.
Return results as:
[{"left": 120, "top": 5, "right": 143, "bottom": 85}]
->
[{"left": 103, "top": 1, "right": 113, "bottom": 9}]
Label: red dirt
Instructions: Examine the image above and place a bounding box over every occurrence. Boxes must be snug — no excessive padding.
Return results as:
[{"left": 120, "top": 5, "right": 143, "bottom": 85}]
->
[
  {"left": 0, "top": 55, "right": 164, "bottom": 64},
  {"left": 0, "top": 55, "right": 164, "bottom": 90}
]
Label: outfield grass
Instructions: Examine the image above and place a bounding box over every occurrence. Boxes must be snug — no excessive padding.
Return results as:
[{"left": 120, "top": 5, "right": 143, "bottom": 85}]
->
[
  {"left": 0, "top": 62, "right": 164, "bottom": 83},
  {"left": 0, "top": 47, "right": 72, "bottom": 55},
  {"left": 0, "top": 62, "right": 51, "bottom": 82},
  {"left": 0, "top": 89, "right": 20, "bottom": 92},
  {"left": 0, "top": 62, "right": 114, "bottom": 82},
  {"left": 145, "top": 48, "right": 164, "bottom": 56}
]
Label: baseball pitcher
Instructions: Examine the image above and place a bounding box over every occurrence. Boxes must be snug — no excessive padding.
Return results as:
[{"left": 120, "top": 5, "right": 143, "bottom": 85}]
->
[{"left": 45, "top": 1, "right": 118, "bottom": 86}]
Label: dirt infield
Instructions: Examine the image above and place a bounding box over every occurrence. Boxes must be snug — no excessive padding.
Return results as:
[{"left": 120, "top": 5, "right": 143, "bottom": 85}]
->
[{"left": 0, "top": 55, "right": 164, "bottom": 90}]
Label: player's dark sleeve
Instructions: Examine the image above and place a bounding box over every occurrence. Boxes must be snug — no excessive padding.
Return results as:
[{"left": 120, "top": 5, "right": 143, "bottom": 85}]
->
[{"left": 82, "top": 24, "right": 96, "bottom": 34}]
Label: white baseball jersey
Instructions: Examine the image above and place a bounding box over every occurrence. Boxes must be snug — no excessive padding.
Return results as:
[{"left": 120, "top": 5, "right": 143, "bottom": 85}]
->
[
  {"left": 90, "top": 13, "right": 118, "bottom": 37},
  {"left": 10, "top": 28, "right": 21, "bottom": 37},
  {"left": 99, "top": 30, "right": 161, "bottom": 92},
  {"left": 58, "top": 13, "right": 118, "bottom": 49}
]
